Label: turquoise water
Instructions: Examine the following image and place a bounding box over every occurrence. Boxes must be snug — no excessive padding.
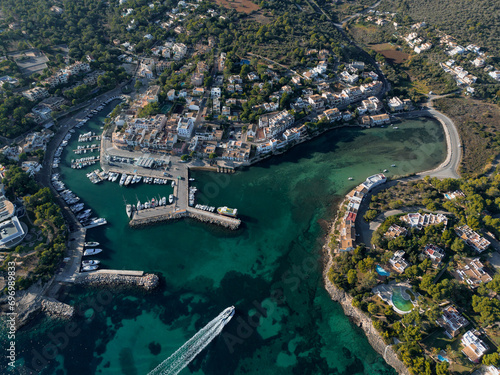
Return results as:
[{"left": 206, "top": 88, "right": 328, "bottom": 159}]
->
[
  {"left": 375, "top": 265, "right": 390, "bottom": 277},
  {"left": 391, "top": 288, "right": 414, "bottom": 312},
  {"left": 5, "top": 102, "right": 446, "bottom": 375},
  {"left": 437, "top": 355, "right": 449, "bottom": 362}
]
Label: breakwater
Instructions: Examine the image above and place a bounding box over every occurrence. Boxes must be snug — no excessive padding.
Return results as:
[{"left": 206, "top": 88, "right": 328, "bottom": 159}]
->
[
  {"left": 129, "top": 208, "right": 241, "bottom": 230},
  {"left": 75, "top": 272, "right": 159, "bottom": 290}
]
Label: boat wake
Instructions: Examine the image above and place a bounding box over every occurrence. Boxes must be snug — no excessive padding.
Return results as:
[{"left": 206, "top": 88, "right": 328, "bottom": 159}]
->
[{"left": 148, "top": 306, "right": 235, "bottom": 375}]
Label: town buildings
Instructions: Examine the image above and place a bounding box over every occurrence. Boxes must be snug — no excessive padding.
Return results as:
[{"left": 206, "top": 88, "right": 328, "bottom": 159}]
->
[{"left": 455, "top": 225, "right": 490, "bottom": 253}]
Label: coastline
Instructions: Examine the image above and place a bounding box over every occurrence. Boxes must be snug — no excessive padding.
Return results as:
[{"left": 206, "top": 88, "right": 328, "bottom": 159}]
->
[{"left": 319, "top": 106, "right": 461, "bottom": 374}]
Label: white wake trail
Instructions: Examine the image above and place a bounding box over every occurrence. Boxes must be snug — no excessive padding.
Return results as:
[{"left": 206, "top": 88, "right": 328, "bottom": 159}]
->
[{"left": 148, "top": 307, "right": 234, "bottom": 375}]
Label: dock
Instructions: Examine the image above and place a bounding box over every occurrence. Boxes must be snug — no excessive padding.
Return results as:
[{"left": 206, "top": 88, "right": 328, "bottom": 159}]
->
[{"left": 77, "top": 269, "right": 144, "bottom": 277}]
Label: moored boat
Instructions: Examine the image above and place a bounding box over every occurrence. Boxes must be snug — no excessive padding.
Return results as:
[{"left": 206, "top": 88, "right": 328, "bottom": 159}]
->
[
  {"left": 217, "top": 206, "right": 238, "bottom": 218},
  {"left": 83, "top": 248, "right": 102, "bottom": 256},
  {"left": 82, "top": 265, "right": 99, "bottom": 272},
  {"left": 169, "top": 194, "right": 174, "bottom": 204}
]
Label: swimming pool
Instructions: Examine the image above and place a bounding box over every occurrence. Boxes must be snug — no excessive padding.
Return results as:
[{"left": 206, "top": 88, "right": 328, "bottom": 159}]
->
[
  {"left": 437, "top": 355, "right": 449, "bottom": 362},
  {"left": 391, "top": 287, "right": 414, "bottom": 313},
  {"left": 376, "top": 265, "right": 390, "bottom": 276}
]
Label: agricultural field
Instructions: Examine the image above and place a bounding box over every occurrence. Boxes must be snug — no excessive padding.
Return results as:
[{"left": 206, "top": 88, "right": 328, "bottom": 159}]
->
[
  {"left": 215, "top": 0, "right": 260, "bottom": 14},
  {"left": 370, "top": 43, "right": 410, "bottom": 63}
]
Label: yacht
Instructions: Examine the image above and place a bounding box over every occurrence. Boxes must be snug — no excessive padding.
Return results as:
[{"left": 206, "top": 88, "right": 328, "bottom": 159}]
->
[
  {"left": 169, "top": 194, "right": 174, "bottom": 204},
  {"left": 126, "top": 204, "right": 132, "bottom": 218},
  {"left": 83, "top": 248, "right": 102, "bottom": 256},
  {"left": 119, "top": 174, "right": 127, "bottom": 186},
  {"left": 82, "top": 260, "right": 100, "bottom": 266},
  {"left": 82, "top": 265, "right": 99, "bottom": 272},
  {"left": 189, "top": 178, "right": 195, "bottom": 181},
  {"left": 161, "top": 197, "right": 166, "bottom": 206},
  {"left": 125, "top": 175, "right": 133, "bottom": 186},
  {"left": 84, "top": 241, "right": 99, "bottom": 247},
  {"left": 171, "top": 181, "right": 175, "bottom": 187},
  {"left": 217, "top": 207, "right": 238, "bottom": 218}
]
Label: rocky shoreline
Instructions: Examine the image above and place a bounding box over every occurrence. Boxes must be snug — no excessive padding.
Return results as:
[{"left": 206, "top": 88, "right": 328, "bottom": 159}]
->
[
  {"left": 41, "top": 297, "right": 74, "bottom": 319},
  {"left": 322, "top": 226, "right": 410, "bottom": 375},
  {"left": 74, "top": 273, "right": 159, "bottom": 290}
]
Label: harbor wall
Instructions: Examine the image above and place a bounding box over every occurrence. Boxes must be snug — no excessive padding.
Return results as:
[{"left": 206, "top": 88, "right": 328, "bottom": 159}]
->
[
  {"left": 75, "top": 272, "right": 159, "bottom": 290},
  {"left": 129, "top": 209, "right": 241, "bottom": 230}
]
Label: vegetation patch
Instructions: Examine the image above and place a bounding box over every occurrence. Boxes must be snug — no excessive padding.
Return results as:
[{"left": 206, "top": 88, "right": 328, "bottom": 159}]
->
[{"left": 434, "top": 96, "right": 500, "bottom": 177}]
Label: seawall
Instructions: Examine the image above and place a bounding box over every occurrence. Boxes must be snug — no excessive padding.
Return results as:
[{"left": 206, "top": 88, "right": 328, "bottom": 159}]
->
[
  {"left": 322, "top": 243, "right": 410, "bottom": 375},
  {"left": 75, "top": 272, "right": 159, "bottom": 290}
]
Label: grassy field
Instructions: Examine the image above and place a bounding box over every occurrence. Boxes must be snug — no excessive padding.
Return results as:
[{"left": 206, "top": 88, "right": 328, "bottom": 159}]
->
[
  {"left": 434, "top": 96, "right": 500, "bottom": 177},
  {"left": 215, "top": 0, "right": 260, "bottom": 14}
]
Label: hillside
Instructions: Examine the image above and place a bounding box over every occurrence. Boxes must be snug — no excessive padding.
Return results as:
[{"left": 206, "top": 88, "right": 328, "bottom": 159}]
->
[{"left": 381, "top": 0, "right": 500, "bottom": 55}]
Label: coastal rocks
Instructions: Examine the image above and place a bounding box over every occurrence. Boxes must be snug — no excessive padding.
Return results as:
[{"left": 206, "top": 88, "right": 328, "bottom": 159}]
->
[
  {"left": 323, "top": 246, "right": 410, "bottom": 375},
  {"left": 41, "top": 298, "right": 74, "bottom": 319},
  {"left": 75, "top": 273, "right": 159, "bottom": 291},
  {"left": 129, "top": 210, "right": 241, "bottom": 230}
]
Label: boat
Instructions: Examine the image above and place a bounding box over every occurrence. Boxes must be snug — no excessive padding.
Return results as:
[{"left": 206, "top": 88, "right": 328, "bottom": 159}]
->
[
  {"left": 84, "top": 218, "right": 107, "bottom": 229},
  {"left": 393, "top": 126, "right": 399, "bottom": 129},
  {"left": 126, "top": 204, "right": 132, "bottom": 218},
  {"left": 217, "top": 206, "right": 238, "bottom": 218},
  {"left": 84, "top": 241, "right": 99, "bottom": 247},
  {"left": 169, "top": 194, "right": 174, "bottom": 204},
  {"left": 119, "top": 174, "right": 127, "bottom": 186},
  {"left": 391, "top": 164, "right": 396, "bottom": 167},
  {"left": 161, "top": 197, "right": 166, "bottom": 206},
  {"left": 82, "top": 260, "right": 100, "bottom": 266},
  {"left": 189, "top": 178, "right": 195, "bottom": 181},
  {"left": 348, "top": 177, "right": 354, "bottom": 180},
  {"left": 171, "top": 181, "right": 175, "bottom": 187},
  {"left": 125, "top": 175, "right": 133, "bottom": 186},
  {"left": 221, "top": 306, "right": 235, "bottom": 324},
  {"left": 383, "top": 169, "right": 388, "bottom": 173},
  {"left": 82, "top": 265, "right": 99, "bottom": 272},
  {"left": 83, "top": 248, "right": 102, "bottom": 256}
]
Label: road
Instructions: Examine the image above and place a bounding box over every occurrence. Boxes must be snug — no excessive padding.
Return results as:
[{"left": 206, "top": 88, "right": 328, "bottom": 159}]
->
[{"left": 334, "top": 0, "right": 382, "bottom": 27}]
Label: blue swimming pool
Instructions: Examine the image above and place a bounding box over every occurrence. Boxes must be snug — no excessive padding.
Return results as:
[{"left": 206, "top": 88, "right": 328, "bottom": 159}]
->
[
  {"left": 376, "top": 265, "right": 390, "bottom": 276},
  {"left": 437, "top": 355, "right": 449, "bottom": 362}
]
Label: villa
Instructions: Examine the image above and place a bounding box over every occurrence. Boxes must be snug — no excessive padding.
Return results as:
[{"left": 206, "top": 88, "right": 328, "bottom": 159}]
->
[
  {"left": 437, "top": 305, "right": 469, "bottom": 337},
  {"left": 455, "top": 258, "right": 492, "bottom": 288},
  {"left": 455, "top": 225, "right": 490, "bottom": 253},
  {"left": 385, "top": 224, "right": 407, "bottom": 239},
  {"left": 400, "top": 213, "right": 448, "bottom": 230},
  {"left": 461, "top": 330, "right": 488, "bottom": 363},
  {"left": 389, "top": 250, "right": 409, "bottom": 273},
  {"left": 423, "top": 244, "right": 445, "bottom": 266}
]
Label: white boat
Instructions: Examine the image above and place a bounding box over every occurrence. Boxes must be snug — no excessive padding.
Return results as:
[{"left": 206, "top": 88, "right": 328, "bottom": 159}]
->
[
  {"left": 169, "top": 194, "right": 174, "bottom": 204},
  {"left": 82, "top": 265, "right": 99, "bottom": 272},
  {"left": 125, "top": 175, "right": 133, "bottom": 186},
  {"left": 221, "top": 306, "right": 235, "bottom": 324},
  {"left": 391, "top": 164, "right": 396, "bottom": 167},
  {"left": 119, "top": 174, "right": 127, "bottom": 186},
  {"left": 83, "top": 248, "right": 102, "bottom": 256},
  {"left": 82, "top": 260, "right": 100, "bottom": 266},
  {"left": 84, "top": 241, "right": 99, "bottom": 247},
  {"left": 189, "top": 178, "right": 195, "bottom": 181},
  {"left": 383, "top": 169, "right": 389, "bottom": 173},
  {"left": 161, "top": 197, "right": 166, "bottom": 206},
  {"left": 126, "top": 204, "right": 132, "bottom": 218},
  {"left": 171, "top": 181, "right": 175, "bottom": 187},
  {"left": 348, "top": 177, "right": 354, "bottom": 180}
]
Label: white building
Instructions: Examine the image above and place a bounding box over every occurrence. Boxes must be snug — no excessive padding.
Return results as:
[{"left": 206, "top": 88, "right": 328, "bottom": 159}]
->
[
  {"left": 177, "top": 117, "right": 194, "bottom": 138},
  {"left": 461, "top": 330, "right": 488, "bottom": 363}
]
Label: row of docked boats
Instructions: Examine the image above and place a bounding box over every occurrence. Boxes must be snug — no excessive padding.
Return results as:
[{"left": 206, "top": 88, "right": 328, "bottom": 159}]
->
[
  {"left": 71, "top": 155, "right": 99, "bottom": 169},
  {"left": 81, "top": 242, "right": 101, "bottom": 272},
  {"left": 195, "top": 204, "right": 215, "bottom": 213},
  {"left": 189, "top": 186, "right": 197, "bottom": 206},
  {"left": 74, "top": 144, "right": 100, "bottom": 154},
  {"left": 78, "top": 131, "right": 100, "bottom": 142}
]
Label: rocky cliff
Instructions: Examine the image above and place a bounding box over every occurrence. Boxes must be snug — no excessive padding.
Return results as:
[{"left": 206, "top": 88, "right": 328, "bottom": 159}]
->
[{"left": 322, "top": 246, "right": 410, "bottom": 375}]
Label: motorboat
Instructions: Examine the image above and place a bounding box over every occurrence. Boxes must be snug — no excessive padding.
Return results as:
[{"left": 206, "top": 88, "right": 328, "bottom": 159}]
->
[
  {"left": 83, "top": 248, "right": 102, "bottom": 256},
  {"left": 169, "top": 194, "right": 174, "bottom": 204},
  {"left": 84, "top": 241, "right": 99, "bottom": 247},
  {"left": 82, "top": 260, "right": 100, "bottom": 266},
  {"left": 81, "top": 265, "right": 99, "bottom": 272}
]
